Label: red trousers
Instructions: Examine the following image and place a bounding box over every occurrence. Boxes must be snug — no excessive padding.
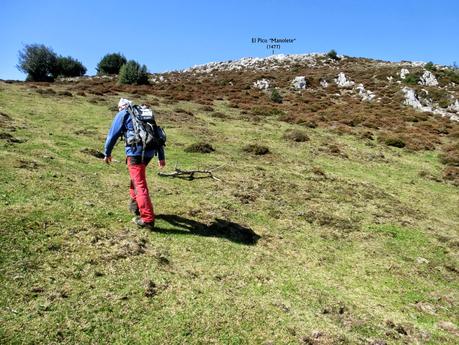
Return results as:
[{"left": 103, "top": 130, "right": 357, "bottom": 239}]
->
[{"left": 127, "top": 157, "right": 155, "bottom": 223}]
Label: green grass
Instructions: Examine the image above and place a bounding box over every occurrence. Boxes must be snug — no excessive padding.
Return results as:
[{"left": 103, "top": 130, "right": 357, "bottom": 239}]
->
[{"left": 0, "top": 82, "right": 458, "bottom": 344}]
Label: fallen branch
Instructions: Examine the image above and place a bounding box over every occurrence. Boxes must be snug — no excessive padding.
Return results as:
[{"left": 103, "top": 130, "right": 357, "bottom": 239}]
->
[{"left": 158, "top": 164, "right": 226, "bottom": 181}]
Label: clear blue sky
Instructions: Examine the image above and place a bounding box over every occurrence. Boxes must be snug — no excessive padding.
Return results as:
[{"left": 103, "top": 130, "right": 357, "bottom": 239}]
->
[{"left": 1, "top": 0, "right": 458, "bottom": 80}]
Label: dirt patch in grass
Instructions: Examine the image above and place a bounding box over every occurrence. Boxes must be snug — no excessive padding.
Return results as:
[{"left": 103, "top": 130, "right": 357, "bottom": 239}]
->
[
  {"left": 74, "top": 128, "right": 97, "bottom": 136},
  {"left": 92, "top": 231, "right": 149, "bottom": 262},
  {"left": 300, "top": 209, "right": 358, "bottom": 231},
  {"left": 320, "top": 143, "right": 349, "bottom": 158},
  {"left": 0, "top": 132, "right": 25, "bottom": 144},
  {"left": 243, "top": 144, "right": 270, "bottom": 155},
  {"left": 80, "top": 148, "right": 105, "bottom": 159},
  {"left": 0, "top": 111, "right": 12, "bottom": 127},
  {"left": 16, "top": 159, "right": 40, "bottom": 170}
]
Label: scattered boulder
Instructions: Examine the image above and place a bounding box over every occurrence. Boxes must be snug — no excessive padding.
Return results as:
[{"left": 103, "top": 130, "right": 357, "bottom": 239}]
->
[
  {"left": 419, "top": 70, "right": 438, "bottom": 86},
  {"left": 319, "top": 79, "right": 329, "bottom": 88},
  {"left": 253, "top": 78, "right": 270, "bottom": 90},
  {"left": 335, "top": 72, "right": 354, "bottom": 87},
  {"left": 400, "top": 68, "right": 410, "bottom": 79},
  {"left": 291, "top": 76, "right": 307, "bottom": 89},
  {"left": 355, "top": 83, "right": 376, "bottom": 101},
  {"left": 448, "top": 99, "right": 459, "bottom": 113}
]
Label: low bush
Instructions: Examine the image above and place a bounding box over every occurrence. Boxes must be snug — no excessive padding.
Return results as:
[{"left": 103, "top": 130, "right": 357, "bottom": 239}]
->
[
  {"left": 425, "top": 61, "right": 436, "bottom": 71},
  {"left": 270, "top": 89, "right": 283, "bottom": 103},
  {"left": 403, "top": 73, "right": 421, "bottom": 85},
  {"left": 327, "top": 49, "right": 339, "bottom": 60}
]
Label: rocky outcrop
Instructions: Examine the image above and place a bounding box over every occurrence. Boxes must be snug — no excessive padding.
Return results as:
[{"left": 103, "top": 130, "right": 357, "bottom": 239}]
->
[
  {"left": 291, "top": 76, "right": 307, "bottom": 89},
  {"left": 419, "top": 71, "right": 439, "bottom": 86},
  {"left": 402, "top": 87, "right": 459, "bottom": 121}
]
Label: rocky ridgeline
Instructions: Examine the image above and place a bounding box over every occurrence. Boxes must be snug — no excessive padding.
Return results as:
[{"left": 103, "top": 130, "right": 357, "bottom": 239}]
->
[
  {"left": 176, "top": 53, "right": 459, "bottom": 121},
  {"left": 182, "top": 53, "right": 327, "bottom": 73}
]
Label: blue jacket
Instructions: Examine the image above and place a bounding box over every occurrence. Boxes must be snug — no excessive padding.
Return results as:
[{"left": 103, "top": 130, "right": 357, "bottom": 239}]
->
[{"left": 104, "top": 109, "right": 165, "bottom": 160}]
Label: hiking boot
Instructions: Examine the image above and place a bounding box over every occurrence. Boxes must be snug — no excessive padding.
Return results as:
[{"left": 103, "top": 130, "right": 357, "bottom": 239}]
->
[
  {"left": 129, "top": 199, "right": 140, "bottom": 216},
  {"left": 132, "top": 216, "right": 154, "bottom": 230}
]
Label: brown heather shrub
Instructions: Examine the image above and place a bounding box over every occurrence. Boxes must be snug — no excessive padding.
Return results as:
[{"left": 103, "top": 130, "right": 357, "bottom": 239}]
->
[
  {"left": 251, "top": 106, "right": 285, "bottom": 117},
  {"left": 379, "top": 134, "right": 406, "bottom": 148},
  {"left": 360, "top": 130, "right": 374, "bottom": 140},
  {"left": 439, "top": 143, "right": 459, "bottom": 166},
  {"left": 174, "top": 108, "right": 194, "bottom": 116},
  {"left": 210, "top": 112, "right": 228, "bottom": 119},
  {"left": 447, "top": 128, "right": 459, "bottom": 138},
  {"left": 200, "top": 105, "right": 214, "bottom": 112},
  {"left": 443, "top": 166, "right": 459, "bottom": 186},
  {"left": 331, "top": 124, "right": 354, "bottom": 135},
  {"left": 243, "top": 144, "right": 270, "bottom": 155},
  {"left": 57, "top": 90, "right": 72, "bottom": 97},
  {"left": 184, "top": 142, "right": 215, "bottom": 153},
  {"left": 36, "top": 88, "right": 56, "bottom": 95},
  {"left": 311, "top": 166, "right": 326, "bottom": 177},
  {"left": 283, "top": 129, "right": 310, "bottom": 142}
]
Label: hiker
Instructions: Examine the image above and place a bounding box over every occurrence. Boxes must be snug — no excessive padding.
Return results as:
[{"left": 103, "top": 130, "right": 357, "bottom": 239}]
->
[{"left": 103, "top": 98, "right": 166, "bottom": 229}]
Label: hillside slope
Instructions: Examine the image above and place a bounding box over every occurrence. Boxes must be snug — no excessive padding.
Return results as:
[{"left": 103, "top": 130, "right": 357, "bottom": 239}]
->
[{"left": 0, "top": 54, "right": 459, "bottom": 344}]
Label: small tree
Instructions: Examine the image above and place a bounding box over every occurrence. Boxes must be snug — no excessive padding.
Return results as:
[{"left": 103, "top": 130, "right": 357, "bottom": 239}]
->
[
  {"left": 17, "top": 44, "right": 58, "bottom": 81},
  {"left": 424, "top": 61, "right": 437, "bottom": 72},
  {"left": 97, "top": 53, "right": 127, "bottom": 75},
  {"left": 54, "top": 56, "right": 86, "bottom": 78},
  {"left": 327, "top": 49, "right": 339, "bottom": 60},
  {"left": 270, "top": 89, "right": 283, "bottom": 103},
  {"left": 118, "top": 60, "right": 149, "bottom": 85}
]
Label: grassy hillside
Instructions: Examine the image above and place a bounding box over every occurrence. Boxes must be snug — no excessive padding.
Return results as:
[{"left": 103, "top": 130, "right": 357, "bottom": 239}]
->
[{"left": 0, "top": 81, "right": 458, "bottom": 344}]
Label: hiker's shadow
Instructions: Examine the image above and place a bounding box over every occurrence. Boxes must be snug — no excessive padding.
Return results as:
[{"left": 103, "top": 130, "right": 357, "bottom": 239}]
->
[{"left": 154, "top": 214, "right": 261, "bottom": 245}]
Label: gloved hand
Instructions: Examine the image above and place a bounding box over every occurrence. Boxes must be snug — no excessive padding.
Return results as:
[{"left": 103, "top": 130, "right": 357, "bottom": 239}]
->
[
  {"left": 159, "top": 160, "right": 166, "bottom": 168},
  {"left": 104, "top": 156, "right": 112, "bottom": 164}
]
